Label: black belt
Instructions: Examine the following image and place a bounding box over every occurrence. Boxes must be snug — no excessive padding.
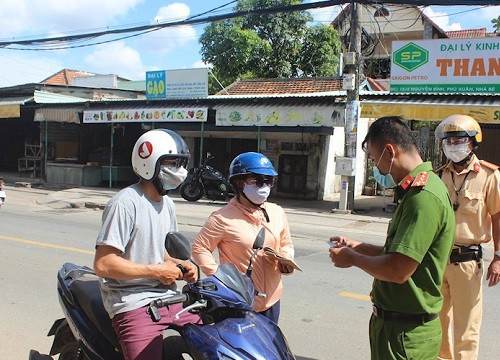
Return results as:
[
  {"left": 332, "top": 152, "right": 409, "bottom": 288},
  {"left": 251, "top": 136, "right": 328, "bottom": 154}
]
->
[
  {"left": 372, "top": 305, "right": 438, "bottom": 324},
  {"left": 449, "top": 244, "right": 482, "bottom": 264}
]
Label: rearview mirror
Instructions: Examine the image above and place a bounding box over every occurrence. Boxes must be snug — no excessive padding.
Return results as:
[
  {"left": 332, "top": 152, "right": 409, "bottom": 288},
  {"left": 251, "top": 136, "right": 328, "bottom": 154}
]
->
[
  {"left": 165, "top": 232, "right": 192, "bottom": 260},
  {"left": 253, "top": 228, "right": 265, "bottom": 250}
]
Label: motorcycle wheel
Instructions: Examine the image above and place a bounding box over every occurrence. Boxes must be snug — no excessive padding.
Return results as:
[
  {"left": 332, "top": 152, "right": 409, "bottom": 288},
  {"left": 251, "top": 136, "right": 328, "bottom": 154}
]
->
[{"left": 179, "top": 182, "right": 203, "bottom": 202}]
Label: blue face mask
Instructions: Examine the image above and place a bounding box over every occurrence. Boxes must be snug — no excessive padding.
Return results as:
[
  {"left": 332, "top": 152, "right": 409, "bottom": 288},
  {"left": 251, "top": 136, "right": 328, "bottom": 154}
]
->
[{"left": 373, "top": 148, "right": 397, "bottom": 188}]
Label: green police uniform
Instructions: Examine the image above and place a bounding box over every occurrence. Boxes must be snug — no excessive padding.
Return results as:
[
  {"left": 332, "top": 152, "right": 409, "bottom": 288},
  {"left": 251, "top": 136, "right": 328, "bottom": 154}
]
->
[{"left": 369, "top": 162, "right": 455, "bottom": 360}]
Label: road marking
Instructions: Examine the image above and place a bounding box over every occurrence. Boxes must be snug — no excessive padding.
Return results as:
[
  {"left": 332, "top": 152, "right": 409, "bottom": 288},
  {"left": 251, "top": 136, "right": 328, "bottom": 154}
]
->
[
  {"left": 0, "top": 235, "right": 94, "bottom": 255},
  {"left": 339, "top": 291, "right": 371, "bottom": 302}
]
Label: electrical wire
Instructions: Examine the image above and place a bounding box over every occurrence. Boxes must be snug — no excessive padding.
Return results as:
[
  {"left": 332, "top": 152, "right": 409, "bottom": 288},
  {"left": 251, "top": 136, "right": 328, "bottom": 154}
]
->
[{"left": 4, "top": 1, "right": 497, "bottom": 50}]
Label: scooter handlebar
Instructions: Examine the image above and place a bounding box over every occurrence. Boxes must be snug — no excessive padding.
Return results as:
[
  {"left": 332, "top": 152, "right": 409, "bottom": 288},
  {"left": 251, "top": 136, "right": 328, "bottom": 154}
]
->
[
  {"left": 155, "top": 293, "right": 188, "bottom": 307},
  {"left": 148, "top": 293, "right": 189, "bottom": 322}
]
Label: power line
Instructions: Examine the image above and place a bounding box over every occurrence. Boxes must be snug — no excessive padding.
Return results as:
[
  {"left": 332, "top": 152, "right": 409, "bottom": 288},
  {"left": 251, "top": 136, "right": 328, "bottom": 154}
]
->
[{"left": 1, "top": 0, "right": 498, "bottom": 48}]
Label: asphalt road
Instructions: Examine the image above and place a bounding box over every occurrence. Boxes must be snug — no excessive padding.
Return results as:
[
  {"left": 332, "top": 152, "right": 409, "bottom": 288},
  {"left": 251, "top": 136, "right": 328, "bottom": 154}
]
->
[{"left": 1, "top": 186, "right": 499, "bottom": 360}]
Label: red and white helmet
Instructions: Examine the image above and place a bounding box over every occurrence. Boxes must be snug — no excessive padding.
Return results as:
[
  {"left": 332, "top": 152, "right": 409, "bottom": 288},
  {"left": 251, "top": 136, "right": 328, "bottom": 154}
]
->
[{"left": 131, "top": 129, "right": 190, "bottom": 180}]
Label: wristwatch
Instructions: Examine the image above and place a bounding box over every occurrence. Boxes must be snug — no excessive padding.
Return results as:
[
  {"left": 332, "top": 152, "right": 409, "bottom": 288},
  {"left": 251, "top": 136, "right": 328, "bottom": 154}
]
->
[{"left": 495, "top": 251, "right": 500, "bottom": 258}]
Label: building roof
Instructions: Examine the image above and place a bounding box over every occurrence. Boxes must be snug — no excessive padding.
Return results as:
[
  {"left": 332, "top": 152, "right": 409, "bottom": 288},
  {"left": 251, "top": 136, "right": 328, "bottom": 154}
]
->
[
  {"left": 218, "top": 78, "right": 343, "bottom": 95},
  {"left": 366, "top": 77, "right": 390, "bottom": 91},
  {"left": 41, "top": 69, "right": 96, "bottom": 86},
  {"left": 445, "top": 28, "right": 487, "bottom": 38}
]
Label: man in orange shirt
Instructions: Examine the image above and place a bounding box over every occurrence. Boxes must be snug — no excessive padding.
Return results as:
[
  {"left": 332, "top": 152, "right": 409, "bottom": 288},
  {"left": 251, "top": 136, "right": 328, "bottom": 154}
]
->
[
  {"left": 435, "top": 115, "right": 500, "bottom": 360},
  {"left": 192, "top": 152, "right": 295, "bottom": 323}
]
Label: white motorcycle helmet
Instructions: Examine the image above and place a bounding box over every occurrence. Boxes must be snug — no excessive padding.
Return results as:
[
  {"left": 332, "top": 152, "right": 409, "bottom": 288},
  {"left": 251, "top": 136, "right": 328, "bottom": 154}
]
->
[{"left": 131, "top": 129, "right": 190, "bottom": 181}]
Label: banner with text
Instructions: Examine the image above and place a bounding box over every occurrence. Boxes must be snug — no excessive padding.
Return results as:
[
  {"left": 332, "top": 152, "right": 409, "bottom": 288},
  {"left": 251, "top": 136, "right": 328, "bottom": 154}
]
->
[
  {"left": 391, "top": 38, "right": 499, "bottom": 93},
  {"left": 83, "top": 108, "right": 208, "bottom": 123},
  {"left": 146, "top": 68, "right": 208, "bottom": 99},
  {"left": 215, "top": 105, "right": 345, "bottom": 127}
]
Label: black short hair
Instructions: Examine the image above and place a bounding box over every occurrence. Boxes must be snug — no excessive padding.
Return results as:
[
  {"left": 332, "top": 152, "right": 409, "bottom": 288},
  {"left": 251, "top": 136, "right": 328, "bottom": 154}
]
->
[{"left": 362, "top": 116, "right": 418, "bottom": 154}]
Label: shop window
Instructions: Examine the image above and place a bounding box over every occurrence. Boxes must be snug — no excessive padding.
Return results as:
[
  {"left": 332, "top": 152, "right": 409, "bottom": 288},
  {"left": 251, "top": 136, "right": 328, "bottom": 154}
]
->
[{"left": 278, "top": 155, "right": 307, "bottom": 193}]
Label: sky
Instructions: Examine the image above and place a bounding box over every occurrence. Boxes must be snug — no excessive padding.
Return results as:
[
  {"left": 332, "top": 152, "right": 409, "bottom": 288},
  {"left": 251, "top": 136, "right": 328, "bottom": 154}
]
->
[{"left": 0, "top": 0, "right": 498, "bottom": 88}]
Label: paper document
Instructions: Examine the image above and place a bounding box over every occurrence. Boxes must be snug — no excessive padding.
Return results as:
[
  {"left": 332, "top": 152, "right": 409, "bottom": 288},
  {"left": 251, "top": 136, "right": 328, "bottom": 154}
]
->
[{"left": 263, "top": 247, "right": 303, "bottom": 271}]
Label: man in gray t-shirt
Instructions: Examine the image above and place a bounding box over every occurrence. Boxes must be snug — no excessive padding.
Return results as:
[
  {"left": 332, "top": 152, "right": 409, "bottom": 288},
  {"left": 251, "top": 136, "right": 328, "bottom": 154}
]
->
[{"left": 94, "top": 129, "right": 199, "bottom": 360}]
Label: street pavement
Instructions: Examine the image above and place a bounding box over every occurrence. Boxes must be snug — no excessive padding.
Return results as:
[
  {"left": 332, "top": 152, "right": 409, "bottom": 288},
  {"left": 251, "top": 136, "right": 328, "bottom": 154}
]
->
[{"left": 1, "top": 180, "right": 499, "bottom": 359}]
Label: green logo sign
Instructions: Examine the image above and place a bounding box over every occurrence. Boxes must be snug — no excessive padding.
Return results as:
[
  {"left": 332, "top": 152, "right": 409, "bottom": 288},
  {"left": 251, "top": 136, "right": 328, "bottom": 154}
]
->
[{"left": 393, "top": 43, "right": 429, "bottom": 72}]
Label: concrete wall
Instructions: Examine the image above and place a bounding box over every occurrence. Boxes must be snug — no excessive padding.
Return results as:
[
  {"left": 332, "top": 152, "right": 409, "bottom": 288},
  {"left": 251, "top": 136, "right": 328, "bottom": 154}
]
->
[
  {"left": 354, "top": 117, "right": 369, "bottom": 196},
  {"left": 319, "top": 128, "right": 345, "bottom": 200}
]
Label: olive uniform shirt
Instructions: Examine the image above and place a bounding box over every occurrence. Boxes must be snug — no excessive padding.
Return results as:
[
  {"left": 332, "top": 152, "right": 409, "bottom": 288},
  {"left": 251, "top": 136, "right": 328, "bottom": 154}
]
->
[
  {"left": 439, "top": 154, "right": 500, "bottom": 245},
  {"left": 371, "top": 162, "right": 455, "bottom": 315}
]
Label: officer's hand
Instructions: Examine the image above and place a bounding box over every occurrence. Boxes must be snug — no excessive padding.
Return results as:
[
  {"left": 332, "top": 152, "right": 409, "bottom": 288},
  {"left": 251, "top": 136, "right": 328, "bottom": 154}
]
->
[
  {"left": 180, "top": 261, "right": 198, "bottom": 283},
  {"left": 329, "top": 247, "right": 355, "bottom": 268},
  {"left": 155, "top": 262, "right": 183, "bottom": 285},
  {"left": 486, "top": 257, "right": 500, "bottom": 287},
  {"left": 329, "top": 236, "right": 360, "bottom": 249}
]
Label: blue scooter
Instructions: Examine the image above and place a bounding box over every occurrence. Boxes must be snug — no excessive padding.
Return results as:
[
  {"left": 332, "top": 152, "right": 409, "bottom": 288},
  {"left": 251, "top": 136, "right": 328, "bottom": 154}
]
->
[{"left": 45, "top": 229, "right": 295, "bottom": 359}]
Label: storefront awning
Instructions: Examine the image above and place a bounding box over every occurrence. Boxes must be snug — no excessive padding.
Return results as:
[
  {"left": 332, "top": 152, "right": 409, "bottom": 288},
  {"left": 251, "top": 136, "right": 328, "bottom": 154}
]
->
[
  {"left": 361, "top": 95, "right": 500, "bottom": 123},
  {"left": 0, "top": 96, "right": 34, "bottom": 118},
  {"left": 215, "top": 104, "right": 345, "bottom": 127},
  {"left": 34, "top": 108, "right": 82, "bottom": 124}
]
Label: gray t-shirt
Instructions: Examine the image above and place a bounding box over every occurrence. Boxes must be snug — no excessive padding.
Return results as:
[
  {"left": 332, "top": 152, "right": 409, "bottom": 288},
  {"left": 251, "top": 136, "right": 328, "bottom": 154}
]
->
[{"left": 96, "top": 184, "right": 178, "bottom": 318}]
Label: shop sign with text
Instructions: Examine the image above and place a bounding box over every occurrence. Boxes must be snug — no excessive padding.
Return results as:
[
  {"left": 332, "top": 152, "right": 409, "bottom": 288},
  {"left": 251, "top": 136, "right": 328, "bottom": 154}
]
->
[
  {"left": 391, "top": 38, "right": 500, "bottom": 93},
  {"left": 146, "top": 68, "right": 208, "bottom": 99},
  {"left": 83, "top": 108, "right": 208, "bottom": 123},
  {"left": 215, "top": 105, "right": 345, "bottom": 127}
]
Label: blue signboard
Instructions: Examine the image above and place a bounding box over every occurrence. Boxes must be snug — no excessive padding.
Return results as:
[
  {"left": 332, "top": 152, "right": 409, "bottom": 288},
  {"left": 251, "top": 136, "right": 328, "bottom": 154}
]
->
[{"left": 146, "top": 71, "right": 166, "bottom": 99}]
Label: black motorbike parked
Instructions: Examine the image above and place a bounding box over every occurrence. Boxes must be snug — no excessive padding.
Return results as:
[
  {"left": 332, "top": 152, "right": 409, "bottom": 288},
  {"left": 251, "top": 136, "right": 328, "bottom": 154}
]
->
[{"left": 179, "top": 156, "right": 234, "bottom": 202}]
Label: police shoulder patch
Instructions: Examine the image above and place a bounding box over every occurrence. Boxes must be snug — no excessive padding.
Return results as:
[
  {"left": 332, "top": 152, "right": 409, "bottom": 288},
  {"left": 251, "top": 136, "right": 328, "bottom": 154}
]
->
[
  {"left": 411, "top": 172, "right": 429, "bottom": 187},
  {"left": 480, "top": 160, "right": 499, "bottom": 172}
]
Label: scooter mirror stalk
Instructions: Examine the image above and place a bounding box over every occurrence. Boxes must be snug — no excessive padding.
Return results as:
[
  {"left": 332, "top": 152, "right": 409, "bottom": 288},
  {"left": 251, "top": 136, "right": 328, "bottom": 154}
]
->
[
  {"left": 165, "top": 232, "right": 202, "bottom": 288},
  {"left": 253, "top": 228, "right": 266, "bottom": 250},
  {"left": 247, "top": 228, "right": 266, "bottom": 277}
]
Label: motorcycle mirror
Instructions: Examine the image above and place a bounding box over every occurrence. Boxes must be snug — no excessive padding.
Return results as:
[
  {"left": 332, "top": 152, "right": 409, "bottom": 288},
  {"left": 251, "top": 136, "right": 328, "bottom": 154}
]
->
[
  {"left": 253, "top": 228, "right": 265, "bottom": 250},
  {"left": 165, "top": 232, "right": 192, "bottom": 260}
]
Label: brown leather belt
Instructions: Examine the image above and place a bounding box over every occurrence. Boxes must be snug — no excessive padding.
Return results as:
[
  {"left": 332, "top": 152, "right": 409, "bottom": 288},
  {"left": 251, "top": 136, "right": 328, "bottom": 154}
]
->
[{"left": 372, "top": 305, "right": 438, "bottom": 324}]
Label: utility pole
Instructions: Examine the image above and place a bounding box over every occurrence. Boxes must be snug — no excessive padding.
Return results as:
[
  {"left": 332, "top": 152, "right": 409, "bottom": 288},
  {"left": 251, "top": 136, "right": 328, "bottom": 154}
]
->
[{"left": 339, "top": 1, "right": 362, "bottom": 211}]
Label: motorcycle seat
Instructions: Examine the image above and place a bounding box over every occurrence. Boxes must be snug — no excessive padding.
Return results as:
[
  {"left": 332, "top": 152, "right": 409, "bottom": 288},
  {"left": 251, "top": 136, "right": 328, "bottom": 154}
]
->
[{"left": 71, "top": 277, "right": 119, "bottom": 348}]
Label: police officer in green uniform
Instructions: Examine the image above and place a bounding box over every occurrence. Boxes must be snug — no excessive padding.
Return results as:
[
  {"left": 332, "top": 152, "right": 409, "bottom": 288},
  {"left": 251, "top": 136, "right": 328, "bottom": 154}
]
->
[{"left": 328, "top": 117, "right": 455, "bottom": 360}]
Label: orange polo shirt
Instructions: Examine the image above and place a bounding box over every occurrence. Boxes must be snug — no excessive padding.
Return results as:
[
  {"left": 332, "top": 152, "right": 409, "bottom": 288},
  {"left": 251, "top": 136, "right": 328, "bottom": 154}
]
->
[{"left": 192, "top": 197, "right": 294, "bottom": 312}]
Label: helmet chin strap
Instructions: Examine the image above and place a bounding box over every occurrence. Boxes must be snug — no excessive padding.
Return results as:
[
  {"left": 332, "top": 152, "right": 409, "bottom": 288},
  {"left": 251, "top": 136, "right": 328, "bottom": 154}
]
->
[
  {"left": 237, "top": 192, "right": 270, "bottom": 222},
  {"left": 153, "top": 177, "right": 169, "bottom": 196}
]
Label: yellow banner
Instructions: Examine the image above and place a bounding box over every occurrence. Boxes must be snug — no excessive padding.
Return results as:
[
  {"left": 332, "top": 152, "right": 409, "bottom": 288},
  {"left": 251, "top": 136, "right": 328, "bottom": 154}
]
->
[
  {"left": 0, "top": 105, "right": 20, "bottom": 118},
  {"left": 361, "top": 104, "right": 500, "bottom": 123}
]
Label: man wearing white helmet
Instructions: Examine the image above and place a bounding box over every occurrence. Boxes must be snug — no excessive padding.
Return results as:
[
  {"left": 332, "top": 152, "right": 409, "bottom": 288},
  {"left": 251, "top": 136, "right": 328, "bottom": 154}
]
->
[
  {"left": 435, "top": 115, "right": 500, "bottom": 360},
  {"left": 93, "top": 129, "right": 200, "bottom": 360}
]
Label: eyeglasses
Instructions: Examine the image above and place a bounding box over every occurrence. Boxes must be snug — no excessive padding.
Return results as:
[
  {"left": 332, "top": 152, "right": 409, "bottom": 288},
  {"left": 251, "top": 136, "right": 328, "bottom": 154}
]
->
[
  {"left": 443, "top": 137, "right": 470, "bottom": 146},
  {"left": 246, "top": 175, "right": 276, "bottom": 188}
]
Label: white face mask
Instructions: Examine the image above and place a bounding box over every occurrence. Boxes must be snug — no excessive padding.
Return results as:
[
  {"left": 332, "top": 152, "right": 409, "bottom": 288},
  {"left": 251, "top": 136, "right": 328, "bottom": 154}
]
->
[
  {"left": 243, "top": 183, "right": 271, "bottom": 205},
  {"left": 443, "top": 143, "right": 471, "bottom": 163},
  {"left": 158, "top": 165, "right": 188, "bottom": 190}
]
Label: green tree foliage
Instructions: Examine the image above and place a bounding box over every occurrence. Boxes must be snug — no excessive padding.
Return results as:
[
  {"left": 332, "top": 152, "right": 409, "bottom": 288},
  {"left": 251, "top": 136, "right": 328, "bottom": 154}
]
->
[
  {"left": 492, "top": 15, "right": 500, "bottom": 35},
  {"left": 200, "top": 0, "right": 341, "bottom": 93}
]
